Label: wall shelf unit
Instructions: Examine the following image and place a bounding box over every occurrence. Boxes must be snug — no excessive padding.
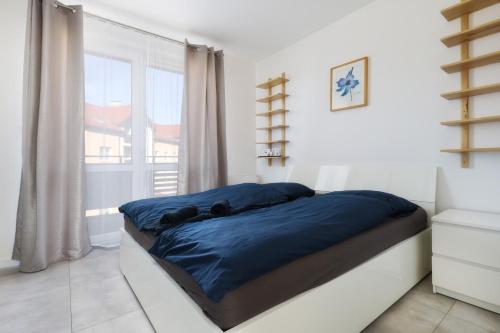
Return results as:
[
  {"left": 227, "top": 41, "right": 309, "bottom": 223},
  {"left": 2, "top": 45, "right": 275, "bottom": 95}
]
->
[
  {"left": 256, "top": 93, "right": 289, "bottom": 103},
  {"left": 441, "top": 147, "right": 500, "bottom": 153},
  {"left": 256, "top": 125, "right": 289, "bottom": 130},
  {"left": 257, "top": 156, "right": 290, "bottom": 160},
  {"left": 256, "top": 109, "right": 289, "bottom": 117},
  {"left": 256, "top": 140, "right": 289, "bottom": 144},
  {"left": 256, "top": 73, "right": 289, "bottom": 167},
  {"left": 439, "top": 1, "right": 500, "bottom": 167},
  {"left": 441, "top": 0, "right": 500, "bottom": 21},
  {"left": 441, "top": 82, "right": 500, "bottom": 100},
  {"left": 441, "top": 18, "right": 500, "bottom": 47},
  {"left": 256, "top": 77, "right": 289, "bottom": 89},
  {"left": 441, "top": 115, "right": 500, "bottom": 126},
  {"left": 441, "top": 50, "right": 500, "bottom": 73}
]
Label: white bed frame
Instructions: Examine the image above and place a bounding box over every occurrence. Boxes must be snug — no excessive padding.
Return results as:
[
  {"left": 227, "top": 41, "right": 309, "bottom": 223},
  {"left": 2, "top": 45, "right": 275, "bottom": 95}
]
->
[{"left": 120, "top": 164, "right": 437, "bottom": 333}]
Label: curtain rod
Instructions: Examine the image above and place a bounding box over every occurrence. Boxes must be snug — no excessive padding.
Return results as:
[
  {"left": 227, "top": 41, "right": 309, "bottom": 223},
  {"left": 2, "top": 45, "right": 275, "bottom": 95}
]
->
[
  {"left": 54, "top": 1, "right": 76, "bottom": 13},
  {"left": 84, "top": 12, "right": 185, "bottom": 46},
  {"left": 53, "top": 2, "right": 185, "bottom": 46}
]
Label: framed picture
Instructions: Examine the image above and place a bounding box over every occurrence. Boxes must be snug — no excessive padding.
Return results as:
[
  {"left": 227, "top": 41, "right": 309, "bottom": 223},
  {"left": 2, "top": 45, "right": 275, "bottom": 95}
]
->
[{"left": 330, "top": 56, "right": 368, "bottom": 112}]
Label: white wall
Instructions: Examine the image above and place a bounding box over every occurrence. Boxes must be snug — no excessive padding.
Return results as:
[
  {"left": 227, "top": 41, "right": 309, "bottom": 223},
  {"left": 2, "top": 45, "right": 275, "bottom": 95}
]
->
[
  {"left": 225, "top": 56, "right": 257, "bottom": 183},
  {"left": 0, "top": 0, "right": 28, "bottom": 261},
  {"left": 0, "top": 0, "right": 256, "bottom": 260},
  {"left": 256, "top": 0, "right": 500, "bottom": 213}
]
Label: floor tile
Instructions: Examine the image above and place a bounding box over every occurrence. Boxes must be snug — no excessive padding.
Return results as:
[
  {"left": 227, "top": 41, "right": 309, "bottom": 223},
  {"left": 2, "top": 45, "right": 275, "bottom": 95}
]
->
[
  {"left": 3, "top": 252, "right": 497, "bottom": 333},
  {"left": 435, "top": 314, "right": 491, "bottom": 333},
  {"left": 75, "top": 310, "right": 155, "bottom": 333},
  {"left": 362, "top": 296, "right": 446, "bottom": 333},
  {"left": 404, "top": 288, "right": 455, "bottom": 314},
  {"left": 413, "top": 274, "right": 432, "bottom": 293},
  {"left": 0, "top": 286, "right": 71, "bottom": 333},
  {"left": 0, "top": 261, "right": 69, "bottom": 306},
  {"left": 70, "top": 248, "right": 121, "bottom": 285},
  {"left": 447, "top": 301, "right": 500, "bottom": 333},
  {"left": 70, "top": 274, "right": 141, "bottom": 332}
]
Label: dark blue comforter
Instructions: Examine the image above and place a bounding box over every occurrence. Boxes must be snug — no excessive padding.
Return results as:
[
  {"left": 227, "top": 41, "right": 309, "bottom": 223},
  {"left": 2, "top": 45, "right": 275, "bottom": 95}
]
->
[
  {"left": 119, "top": 182, "right": 314, "bottom": 230},
  {"left": 149, "top": 190, "right": 418, "bottom": 303}
]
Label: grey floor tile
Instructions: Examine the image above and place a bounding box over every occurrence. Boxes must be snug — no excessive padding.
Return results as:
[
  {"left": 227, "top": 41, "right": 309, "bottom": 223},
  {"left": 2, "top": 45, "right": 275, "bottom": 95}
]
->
[
  {"left": 413, "top": 274, "right": 432, "bottom": 293},
  {"left": 362, "top": 296, "right": 446, "bottom": 333},
  {"left": 404, "top": 288, "right": 455, "bottom": 314},
  {"left": 70, "top": 248, "right": 121, "bottom": 285},
  {"left": 3, "top": 253, "right": 498, "bottom": 333},
  {"left": 435, "top": 314, "right": 491, "bottom": 333},
  {"left": 70, "top": 274, "right": 141, "bottom": 332},
  {"left": 447, "top": 301, "right": 500, "bottom": 333},
  {"left": 74, "top": 310, "right": 155, "bottom": 333},
  {"left": 0, "top": 261, "right": 69, "bottom": 306},
  {"left": 0, "top": 286, "right": 71, "bottom": 333}
]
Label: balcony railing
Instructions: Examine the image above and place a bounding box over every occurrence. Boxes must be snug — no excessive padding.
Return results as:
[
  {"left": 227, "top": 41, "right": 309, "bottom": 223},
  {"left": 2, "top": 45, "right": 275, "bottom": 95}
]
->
[
  {"left": 85, "top": 155, "right": 179, "bottom": 197},
  {"left": 153, "top": 169, "right": 178, "bottom": 196}
]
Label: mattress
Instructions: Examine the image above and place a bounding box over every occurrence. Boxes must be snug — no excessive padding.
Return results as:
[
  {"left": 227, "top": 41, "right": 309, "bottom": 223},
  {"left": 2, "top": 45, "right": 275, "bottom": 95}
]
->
[{"left": 124, "top": 207, "right": 427, "bottom": 330}]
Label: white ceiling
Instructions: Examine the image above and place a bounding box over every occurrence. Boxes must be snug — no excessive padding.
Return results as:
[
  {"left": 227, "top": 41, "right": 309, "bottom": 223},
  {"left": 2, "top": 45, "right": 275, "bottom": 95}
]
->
[{"left": 80, "top": 0, "right": 375, "bottom": 60}]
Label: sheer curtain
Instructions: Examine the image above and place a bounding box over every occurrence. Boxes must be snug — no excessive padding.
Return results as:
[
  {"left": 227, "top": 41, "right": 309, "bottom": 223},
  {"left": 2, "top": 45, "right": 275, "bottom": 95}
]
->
[{"left": 83, "top": 16, "right": 184, "bottom": 246}]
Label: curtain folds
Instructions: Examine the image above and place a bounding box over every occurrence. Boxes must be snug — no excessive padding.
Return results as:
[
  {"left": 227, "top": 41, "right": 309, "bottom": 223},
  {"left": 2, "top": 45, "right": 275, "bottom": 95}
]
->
[
  {"left": 178, "top": 42, "right": 228, "bottom": 194},
  {"left": 14, "top": 0, "right": 91, "bottom": 272},
  {"left": 83, "top": 16, "right": 184, "bottom": 247}
]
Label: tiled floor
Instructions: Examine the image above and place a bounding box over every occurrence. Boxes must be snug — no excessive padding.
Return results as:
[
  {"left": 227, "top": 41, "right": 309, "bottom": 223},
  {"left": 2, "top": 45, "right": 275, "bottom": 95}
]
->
[{"left": 0, "top": 248, "right": 499, "bottom": 333}]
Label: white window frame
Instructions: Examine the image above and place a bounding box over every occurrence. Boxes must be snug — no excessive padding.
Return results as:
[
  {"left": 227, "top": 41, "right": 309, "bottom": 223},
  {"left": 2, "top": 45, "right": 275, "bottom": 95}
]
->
[{"left": 84, "top": 37, "right": 183, "bottom": 200}]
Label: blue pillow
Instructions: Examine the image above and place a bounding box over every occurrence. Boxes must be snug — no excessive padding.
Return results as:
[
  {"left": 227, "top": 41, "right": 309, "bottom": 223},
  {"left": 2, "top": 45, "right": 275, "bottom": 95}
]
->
[
  {"left": 262, "top": 182, "right": 315, "bottom": 200},
  {"left": 330, "top": 190, "right": 418, "bottom": 217}
]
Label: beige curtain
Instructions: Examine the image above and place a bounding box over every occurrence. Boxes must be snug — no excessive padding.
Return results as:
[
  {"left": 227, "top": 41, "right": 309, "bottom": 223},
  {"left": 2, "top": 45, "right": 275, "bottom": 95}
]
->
[
  {"left": 14, "top": 0, "right": 90, "bottom": 272},
  {"left": 178, "top": 42, "right": 228, "bottom": 194}
]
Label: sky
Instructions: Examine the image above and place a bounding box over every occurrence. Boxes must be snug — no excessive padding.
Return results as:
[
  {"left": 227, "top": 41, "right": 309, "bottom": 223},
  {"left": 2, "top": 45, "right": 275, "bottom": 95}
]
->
[{"left": 84, "top": 53, "right": 183, "bottom": 125}]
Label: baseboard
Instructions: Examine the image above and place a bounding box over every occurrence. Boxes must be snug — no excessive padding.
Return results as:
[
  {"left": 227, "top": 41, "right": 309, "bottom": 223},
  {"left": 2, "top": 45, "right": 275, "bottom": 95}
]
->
[
  {"left": 90, "top": 231, "right": 121, "bottom": 248},
  {"left": 0, "top": 259, "right": 19, "bottom": 276}
]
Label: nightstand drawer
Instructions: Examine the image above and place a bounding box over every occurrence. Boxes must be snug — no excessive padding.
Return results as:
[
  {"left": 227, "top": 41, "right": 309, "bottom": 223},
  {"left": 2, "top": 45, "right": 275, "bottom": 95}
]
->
[
  {"left": 433, "top": 256, "right": 500, "bottom": 307},
  {"left": 433, "top": 223, "right": 500, "bottom": 270}
]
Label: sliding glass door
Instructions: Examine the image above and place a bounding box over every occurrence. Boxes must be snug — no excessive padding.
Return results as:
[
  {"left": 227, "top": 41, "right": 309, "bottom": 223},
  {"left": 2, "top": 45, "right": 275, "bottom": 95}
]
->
[{"left": 83, "top": 16, "right": 184, "bottom": 246}]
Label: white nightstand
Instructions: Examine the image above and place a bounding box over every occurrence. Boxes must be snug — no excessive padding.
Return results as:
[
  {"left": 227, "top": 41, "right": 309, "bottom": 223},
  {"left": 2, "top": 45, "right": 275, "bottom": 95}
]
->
[{"left": 432, "top": 209, "right": 500, "bottom": 314}]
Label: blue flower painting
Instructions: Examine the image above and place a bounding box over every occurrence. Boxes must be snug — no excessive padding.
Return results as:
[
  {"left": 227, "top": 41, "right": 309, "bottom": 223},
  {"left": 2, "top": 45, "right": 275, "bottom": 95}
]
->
[
  {"left": 330, "top": 57, "right": 367, "bottom": 111},
  {"left": 336, "top": 67, "right": 359, "bottom": 101}
]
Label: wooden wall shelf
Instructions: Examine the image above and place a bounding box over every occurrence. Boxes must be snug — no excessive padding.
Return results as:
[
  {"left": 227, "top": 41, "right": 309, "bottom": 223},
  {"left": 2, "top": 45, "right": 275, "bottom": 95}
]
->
[
  {"left": 256, "top": 73, "right": 289, "bottom": 167},
  {"left": 441, "top": 115, "right": 500, "bottom": 126},
  {"left": 441, "top": 147, "right": 500, "bottom": 153},
  {"left": 256, "top": 109, "right": 289, "bottom": 117},
  {"left": 441, "top": 51, "right": 500, "bottom": 73},
  {"left": 256, "top": 140, "right": 289, "bottom": 144},
  {"left": 439, "top": 2, "right": 500, "bottom": 167},
  {"left": 441, "top": 18, "right": 500, "bottom": 47},
  {"left": 257, "top": 156, "right": 289, "bottom": 159},
  {"left": 256, "top": 93, "right": 289, "bottom": 103},
  {"left": 256, "top": 125, "right": 289, "bottom": 130},
  {"left": 441, "top": 82, "right": 500, "bottom": 100},
  {"left": 256, "top": 77, "right": 289, "bottom": 89},
  {"left": 441, "top": 0, "right": 500, "bottom": 21}
]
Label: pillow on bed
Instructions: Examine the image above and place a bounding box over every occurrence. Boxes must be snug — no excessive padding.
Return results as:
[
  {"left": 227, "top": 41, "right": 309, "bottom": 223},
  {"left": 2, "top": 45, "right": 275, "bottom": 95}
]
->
[
  {"left": 331, "top": 190, "right": 418, "bottom": 217},
  {"left": 262, "top": 182, "right": 315, "bottom": 200}
]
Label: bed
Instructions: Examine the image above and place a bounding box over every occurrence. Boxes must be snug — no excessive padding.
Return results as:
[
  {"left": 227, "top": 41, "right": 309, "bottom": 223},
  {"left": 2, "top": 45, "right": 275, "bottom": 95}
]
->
[{"left": 120, "top": 164, "right": 437, "bottom": 333}]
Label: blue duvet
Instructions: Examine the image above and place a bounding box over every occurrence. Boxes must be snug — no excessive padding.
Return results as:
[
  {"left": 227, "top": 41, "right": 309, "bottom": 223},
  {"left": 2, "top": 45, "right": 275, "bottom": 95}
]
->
[
  {"left": 119, "top": 182, "right": 314, "bottom": 230},
  {"left": 149, "top": 190, "right": 418, "bottom": 303}
]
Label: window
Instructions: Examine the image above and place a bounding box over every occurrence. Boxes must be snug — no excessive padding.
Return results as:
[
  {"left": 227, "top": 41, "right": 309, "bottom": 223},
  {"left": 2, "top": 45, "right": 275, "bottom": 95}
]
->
[
  {"left": 83, "top": 15, "right": 184, "bottom": 246},
  {"left": 84, "top": 54, "right": 132, "bottom": 164},
  {"left": 146, "top": 67, "right": 183, "bottom": 164},
  {"left": 99, "top": 146, "right": 112, "bottom": 160}
]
